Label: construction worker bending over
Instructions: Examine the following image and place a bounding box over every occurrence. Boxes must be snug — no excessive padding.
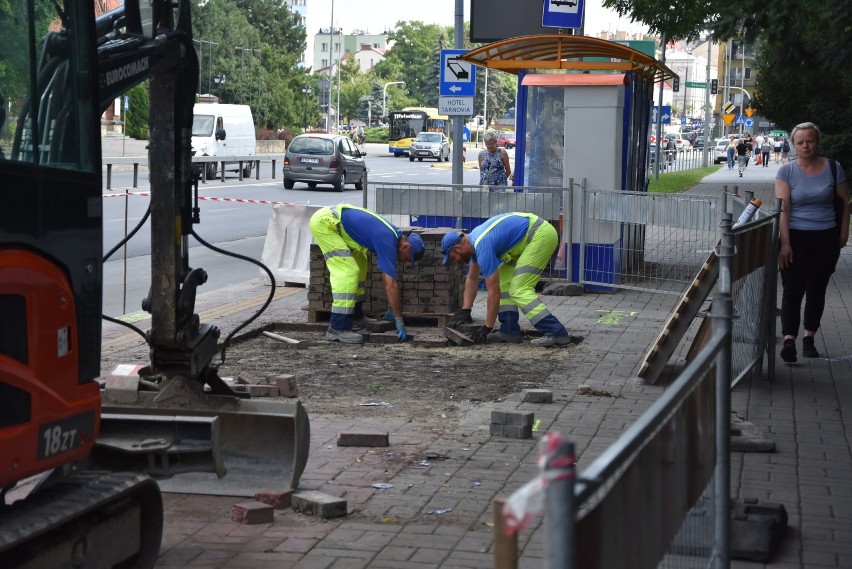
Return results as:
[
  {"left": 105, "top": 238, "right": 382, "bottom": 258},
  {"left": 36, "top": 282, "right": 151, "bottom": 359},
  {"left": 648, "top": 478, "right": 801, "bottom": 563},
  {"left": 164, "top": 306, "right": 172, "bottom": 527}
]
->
[
  {"left": 309, "top": 204, "right": 425, "bottom": 344},
  {"left": 441, "top": 212, "right": 572, "bottom": 347}
]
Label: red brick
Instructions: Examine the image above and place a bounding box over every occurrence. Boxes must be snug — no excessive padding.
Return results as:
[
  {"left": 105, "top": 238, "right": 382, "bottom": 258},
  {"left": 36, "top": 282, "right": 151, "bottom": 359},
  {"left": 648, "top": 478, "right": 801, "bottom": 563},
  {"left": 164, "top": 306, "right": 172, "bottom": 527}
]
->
[
  {"left": 231, "top": 501, "right": 274, "bottom": 524},
  {"left": 255, "top": 489, "right": 294, "bottom": 509}
]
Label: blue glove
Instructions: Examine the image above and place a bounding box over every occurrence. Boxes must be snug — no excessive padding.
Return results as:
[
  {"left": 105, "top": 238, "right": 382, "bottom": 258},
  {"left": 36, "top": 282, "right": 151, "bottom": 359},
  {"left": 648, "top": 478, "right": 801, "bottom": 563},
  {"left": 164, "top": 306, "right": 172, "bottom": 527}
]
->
[
  {"left": 471, "top": 325, "right": 492, "bottom": 344},
  {"left": 381, "top": 310, "right": 396, "bottom": 322},
  {"left": 394, "top": 317, "right": 410, "bottom": 342}
]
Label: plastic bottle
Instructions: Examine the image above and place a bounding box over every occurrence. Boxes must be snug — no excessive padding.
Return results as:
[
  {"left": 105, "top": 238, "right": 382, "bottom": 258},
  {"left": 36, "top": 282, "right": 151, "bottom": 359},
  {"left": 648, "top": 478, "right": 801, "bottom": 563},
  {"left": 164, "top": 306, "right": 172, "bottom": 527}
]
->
[{"left": 733, "top": 197, "right": 762, "bottom": 228}]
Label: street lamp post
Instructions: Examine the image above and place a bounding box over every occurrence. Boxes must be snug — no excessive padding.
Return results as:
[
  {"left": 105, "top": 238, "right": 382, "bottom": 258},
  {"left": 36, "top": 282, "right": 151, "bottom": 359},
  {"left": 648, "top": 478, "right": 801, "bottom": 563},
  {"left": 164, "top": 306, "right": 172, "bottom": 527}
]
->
[
  {"left": 382, "top": 80, "right": 405, "bottom": 123},
  {"left": 301, "top": 86, "right": 311, "bottom": 132},
  {"left": 213, "top": 74, "right": 226, "bottom": 102}
]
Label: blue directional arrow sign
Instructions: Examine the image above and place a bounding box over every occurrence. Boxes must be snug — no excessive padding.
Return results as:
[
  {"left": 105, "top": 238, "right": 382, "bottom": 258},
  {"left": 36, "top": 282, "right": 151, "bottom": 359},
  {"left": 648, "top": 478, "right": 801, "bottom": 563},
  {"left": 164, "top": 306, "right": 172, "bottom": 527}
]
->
[
  {"left": 440, "top": 49, "right": 475, "bottom": 97},
  {"left": 653, "top": 105, "right": 672, "bottom": 125},
  {"left": 542, "top": 0, "right": 585, "bottom": 30}
]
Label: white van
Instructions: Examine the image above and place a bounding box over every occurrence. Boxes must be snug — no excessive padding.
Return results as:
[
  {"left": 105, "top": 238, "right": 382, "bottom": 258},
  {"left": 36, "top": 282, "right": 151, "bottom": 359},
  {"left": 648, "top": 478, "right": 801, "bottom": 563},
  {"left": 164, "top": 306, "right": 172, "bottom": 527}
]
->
[{"left": 191, "top": 103, "right": 257, "bottom": 179}]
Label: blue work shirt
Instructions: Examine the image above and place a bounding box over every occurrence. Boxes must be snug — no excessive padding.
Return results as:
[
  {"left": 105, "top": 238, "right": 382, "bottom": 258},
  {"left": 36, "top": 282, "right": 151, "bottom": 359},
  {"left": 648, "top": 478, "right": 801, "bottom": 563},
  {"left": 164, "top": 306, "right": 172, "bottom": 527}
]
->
[
  {"left": 469, "top": 213, "right": 532, "bottom": 278},
  {"left": 339, "top": 206, "right": 402, "bottom": 279}
]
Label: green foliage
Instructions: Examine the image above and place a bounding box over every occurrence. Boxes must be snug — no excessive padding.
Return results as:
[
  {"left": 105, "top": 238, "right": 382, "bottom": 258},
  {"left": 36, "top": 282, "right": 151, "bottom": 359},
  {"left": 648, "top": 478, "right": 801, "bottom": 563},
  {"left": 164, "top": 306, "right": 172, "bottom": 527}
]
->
[
  {"left": 648, "top": 165, "right": 722, "bottom": 193},
  {"left": 377, "top": 21, "right": 451, "bottom": 108},
  {"left": 364, "top": 126, "right": 388, "bottom": 144},
  {"left": 602, "top": 0, "right": 852, "bottom": 169},
  {"left": 124, "top": 83, "right": 149, "bottom": 139}
]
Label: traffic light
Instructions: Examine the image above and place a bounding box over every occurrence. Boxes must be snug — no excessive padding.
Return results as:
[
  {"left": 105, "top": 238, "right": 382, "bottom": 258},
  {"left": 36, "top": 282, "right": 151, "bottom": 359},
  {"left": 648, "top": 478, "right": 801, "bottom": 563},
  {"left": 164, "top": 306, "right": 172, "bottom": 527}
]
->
[
  {"left": 672, "top": 77, "right": 680, "bottom": 92},
  {"left": 710, "top": 79, "right": 718, "bottom": 94}
]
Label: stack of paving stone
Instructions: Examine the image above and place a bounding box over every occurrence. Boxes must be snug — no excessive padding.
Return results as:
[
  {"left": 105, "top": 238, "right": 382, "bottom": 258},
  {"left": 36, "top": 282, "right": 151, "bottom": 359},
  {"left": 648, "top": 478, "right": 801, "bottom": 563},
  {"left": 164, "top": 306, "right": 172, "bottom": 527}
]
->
[{"left": 307, "top": 227, "right": 465, "bottom": 319}]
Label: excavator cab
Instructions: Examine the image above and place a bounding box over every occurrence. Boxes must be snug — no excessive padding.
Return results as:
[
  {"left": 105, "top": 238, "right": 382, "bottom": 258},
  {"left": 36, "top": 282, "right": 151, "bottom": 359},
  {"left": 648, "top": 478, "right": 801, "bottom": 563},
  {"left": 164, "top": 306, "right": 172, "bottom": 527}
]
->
[{"left": 1, "top": 1, "right": 309, "bottom": 566}]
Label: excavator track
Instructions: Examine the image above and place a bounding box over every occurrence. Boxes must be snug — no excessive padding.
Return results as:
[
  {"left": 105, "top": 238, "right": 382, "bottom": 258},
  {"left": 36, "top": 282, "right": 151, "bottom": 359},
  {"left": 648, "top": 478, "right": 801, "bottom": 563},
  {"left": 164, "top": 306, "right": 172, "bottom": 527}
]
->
[{"left": 0, "top": 471, "right": 163, "bottom": 569}]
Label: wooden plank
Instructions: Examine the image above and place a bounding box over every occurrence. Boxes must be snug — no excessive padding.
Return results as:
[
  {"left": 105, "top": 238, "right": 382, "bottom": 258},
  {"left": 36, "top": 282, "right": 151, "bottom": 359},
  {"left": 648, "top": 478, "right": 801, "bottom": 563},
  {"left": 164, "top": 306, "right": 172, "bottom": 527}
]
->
[{"left": 639, "top": 249, "right": 719, "bottom": 384}]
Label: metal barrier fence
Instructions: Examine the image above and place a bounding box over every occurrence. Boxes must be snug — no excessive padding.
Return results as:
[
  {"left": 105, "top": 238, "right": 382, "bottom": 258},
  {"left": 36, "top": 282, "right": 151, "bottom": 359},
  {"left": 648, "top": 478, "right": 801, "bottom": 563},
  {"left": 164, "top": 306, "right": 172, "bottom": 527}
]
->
[
  {"left": 102, "top": 154, "right": 287, "bottom": 189},
  {"left": 499, "top": 218, "right": 737, "bottom": 569},
  {"left": 580, "top": 188, "right": 722, "bottom": 295}
]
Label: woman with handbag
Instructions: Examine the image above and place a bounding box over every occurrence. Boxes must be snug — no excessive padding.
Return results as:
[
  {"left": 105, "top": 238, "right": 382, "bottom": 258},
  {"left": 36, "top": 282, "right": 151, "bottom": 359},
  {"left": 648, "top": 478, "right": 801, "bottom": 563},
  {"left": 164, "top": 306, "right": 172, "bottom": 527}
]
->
[{"left": 775, "top": 122, "right": 849, "bottom": 362}]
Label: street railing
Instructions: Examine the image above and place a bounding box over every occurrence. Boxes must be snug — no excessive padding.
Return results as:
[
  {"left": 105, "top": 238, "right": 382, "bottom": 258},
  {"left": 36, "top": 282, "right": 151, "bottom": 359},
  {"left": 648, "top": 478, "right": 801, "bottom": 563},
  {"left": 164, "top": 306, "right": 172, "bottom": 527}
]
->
[{"left": 102, "top": 154, "right": 287, "bottom": 189}]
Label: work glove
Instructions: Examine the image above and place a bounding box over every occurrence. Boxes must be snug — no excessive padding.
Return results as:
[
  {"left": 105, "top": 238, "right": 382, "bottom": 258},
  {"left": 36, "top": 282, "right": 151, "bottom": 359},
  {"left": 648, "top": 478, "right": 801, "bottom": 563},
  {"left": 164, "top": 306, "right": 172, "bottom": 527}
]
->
[
  {"left": 394, "top": 317, "right": 410, "bottom": 342},
  {"left": 381, "top": 310, "right": 396, "bottom": 322},
  {"left": 447, "top": 308, "right": 473, "bottom": 327},
  {"left": 471, "top": 325, "right": 492, "bottom": 344}
]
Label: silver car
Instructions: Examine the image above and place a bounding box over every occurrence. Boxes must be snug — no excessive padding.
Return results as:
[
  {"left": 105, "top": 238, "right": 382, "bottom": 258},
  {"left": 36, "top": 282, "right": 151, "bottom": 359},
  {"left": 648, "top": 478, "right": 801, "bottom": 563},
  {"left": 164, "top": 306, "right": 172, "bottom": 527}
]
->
[
  {"left": 409, "top": 132, "right": 450, "bottom": 162},
  {"left": 283, "top": 134, "right": 367, "bottom": 191}
]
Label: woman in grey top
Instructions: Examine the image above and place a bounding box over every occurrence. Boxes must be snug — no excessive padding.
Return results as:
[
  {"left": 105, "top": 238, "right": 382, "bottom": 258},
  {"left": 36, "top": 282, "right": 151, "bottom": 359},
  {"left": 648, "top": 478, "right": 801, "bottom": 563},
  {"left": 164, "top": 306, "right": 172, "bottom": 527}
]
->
[{"left": 775, "top": 122, "right": 849, "bottom": 362}]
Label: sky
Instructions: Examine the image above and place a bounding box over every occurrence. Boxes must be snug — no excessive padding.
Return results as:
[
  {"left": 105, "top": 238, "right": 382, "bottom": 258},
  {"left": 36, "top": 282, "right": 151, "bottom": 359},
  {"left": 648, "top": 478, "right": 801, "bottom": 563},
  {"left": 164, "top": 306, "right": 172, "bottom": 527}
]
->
[{"left": 306, "top": 0, "right": 650, "bottom": 41}]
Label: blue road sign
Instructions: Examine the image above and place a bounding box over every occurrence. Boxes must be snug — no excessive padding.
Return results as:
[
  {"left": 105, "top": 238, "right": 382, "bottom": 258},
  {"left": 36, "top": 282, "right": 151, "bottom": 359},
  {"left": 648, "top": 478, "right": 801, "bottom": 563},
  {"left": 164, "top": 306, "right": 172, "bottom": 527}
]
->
[
  {"left": 440, "top": 49, "right": 476, "bottom": 97},
  {"left": 653, "top": 106, "right": 672, "bottom": 125},
  {"left": 745, "top": 118, "right": 754, "bottom": 128},
  {"left": 735, "top": 115, "right": 745, "bottom": 125},
  {"left": 542, "top": 0, "right": 585, "bottom": 29},
  {"left": 680, "top": 116, "right": 686, "bottom": 125},
  {"left": 462, "top": 126, "right": 471, "bottom": 142}
]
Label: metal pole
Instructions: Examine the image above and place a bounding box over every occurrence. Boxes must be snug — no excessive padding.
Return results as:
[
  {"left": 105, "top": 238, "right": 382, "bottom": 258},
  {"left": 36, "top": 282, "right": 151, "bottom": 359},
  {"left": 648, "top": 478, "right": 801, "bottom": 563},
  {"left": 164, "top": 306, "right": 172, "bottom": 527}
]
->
[
  {"left": 327, "top": 0, "right": 334, "bottom": 132},
  {"left": 451, "top": 0, "right": 464, "bottom": 187},
  {"left": 713, "top": 212, "right": 734, "bottom": 569},
  {"left": 703, "top": 36, "right": 712, "bottom": 166},
  {"left": 740, "top": 41, "right": 746, "bottom": 137},
  {"left": 544, "top": 436, "right": 576, "bottom": 569},
  {"left": 654, "top": 34, "right": 666, "bottom": 179}
]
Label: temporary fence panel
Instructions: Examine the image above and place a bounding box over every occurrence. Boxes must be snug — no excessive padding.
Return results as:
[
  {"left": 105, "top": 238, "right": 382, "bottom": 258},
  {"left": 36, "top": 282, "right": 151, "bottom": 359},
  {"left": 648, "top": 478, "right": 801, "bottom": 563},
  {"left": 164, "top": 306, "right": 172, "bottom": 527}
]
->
[{"left": 581, "top": 189, "right": 722, "bottom": 295}]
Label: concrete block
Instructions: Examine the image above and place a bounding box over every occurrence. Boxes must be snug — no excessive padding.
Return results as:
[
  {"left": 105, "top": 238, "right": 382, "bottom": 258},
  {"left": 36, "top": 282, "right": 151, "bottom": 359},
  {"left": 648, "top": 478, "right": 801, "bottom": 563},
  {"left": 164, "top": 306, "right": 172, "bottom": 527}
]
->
[
  {"left": 292, "top": 490, "right": 348, "bottom": 519},
  {"left": 365, "top": 319, "right": 395, "bottom": 333},
  {"left": 501, "top": 425, "right": 533, "bottom": 439},
  {"left": 521, "top": 389, "right": 553, "bottom": 404},
  {"left": 231, "top": 501, "right": 274, "bottom": 524},
  {"left": 272, "top": 374, "right": 299, "bottom": 398},
  {"left": 255, "top": 489, "right": 294, "bottom": 509},
  {"left": 247, "top": 384, "right": 278, "bottom": 397},
  {"left": 491, "top": 410, "right": 535, "bottom": 426},
  {"left": 489, "top": 423, "right": 504, "bottom": 437},
  {"left": 236, "top": 371, "right": 257, "bottom": 385},
  {"left": 337, "top": 431, "right": 389, "bottom": 447}
]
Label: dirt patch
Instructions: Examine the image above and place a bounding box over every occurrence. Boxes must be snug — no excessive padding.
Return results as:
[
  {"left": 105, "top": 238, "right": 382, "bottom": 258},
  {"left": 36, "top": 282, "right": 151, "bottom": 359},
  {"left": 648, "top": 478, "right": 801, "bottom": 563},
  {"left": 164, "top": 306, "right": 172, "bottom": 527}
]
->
[{"left": 216, "top": 326, "right": 578, "bottom": 428}]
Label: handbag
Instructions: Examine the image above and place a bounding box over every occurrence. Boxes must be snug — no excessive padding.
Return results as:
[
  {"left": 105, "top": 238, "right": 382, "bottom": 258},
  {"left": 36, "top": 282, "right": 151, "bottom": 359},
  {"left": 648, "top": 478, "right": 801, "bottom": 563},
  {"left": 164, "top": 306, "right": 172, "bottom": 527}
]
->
[{"left": 829, "top": 160, "right": 847, "bottom": 229}]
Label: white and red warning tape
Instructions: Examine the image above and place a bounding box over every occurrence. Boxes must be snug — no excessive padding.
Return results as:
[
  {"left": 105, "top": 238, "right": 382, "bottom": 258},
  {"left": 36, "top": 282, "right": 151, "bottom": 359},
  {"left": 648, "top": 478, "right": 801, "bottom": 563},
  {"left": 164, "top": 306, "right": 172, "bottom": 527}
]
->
[{"left": 103, "top": 191, "right": 304, "bottom": 207}]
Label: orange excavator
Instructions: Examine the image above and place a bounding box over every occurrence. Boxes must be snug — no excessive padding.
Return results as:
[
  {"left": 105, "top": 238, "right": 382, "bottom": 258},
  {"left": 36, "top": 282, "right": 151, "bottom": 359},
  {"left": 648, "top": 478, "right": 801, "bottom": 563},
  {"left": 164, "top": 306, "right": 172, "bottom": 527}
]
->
[{"left": 0, "top": 2, "right": 308, "bottom": 566}]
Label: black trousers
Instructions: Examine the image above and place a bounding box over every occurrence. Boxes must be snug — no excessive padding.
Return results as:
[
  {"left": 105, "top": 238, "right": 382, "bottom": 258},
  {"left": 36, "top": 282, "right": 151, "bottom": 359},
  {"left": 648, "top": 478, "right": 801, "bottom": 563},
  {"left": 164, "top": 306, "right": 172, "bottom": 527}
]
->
[{"left": 780, "top": 228, "right": 841, "bottom": 336}]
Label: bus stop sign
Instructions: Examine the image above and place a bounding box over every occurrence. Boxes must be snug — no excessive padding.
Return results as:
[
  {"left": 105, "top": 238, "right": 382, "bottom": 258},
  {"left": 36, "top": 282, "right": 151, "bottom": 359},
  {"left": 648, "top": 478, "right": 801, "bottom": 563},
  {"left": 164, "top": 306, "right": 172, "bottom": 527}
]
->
[{"left": 542, "top": 0, "right": 585, "bottom": 29}]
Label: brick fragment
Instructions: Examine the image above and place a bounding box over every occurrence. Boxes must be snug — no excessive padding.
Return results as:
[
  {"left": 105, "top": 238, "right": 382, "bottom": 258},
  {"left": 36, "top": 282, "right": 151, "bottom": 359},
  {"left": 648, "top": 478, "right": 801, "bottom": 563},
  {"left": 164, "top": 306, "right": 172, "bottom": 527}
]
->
[
  {"left": 272, "top": 374, "right": 298, "bottom": 397},
  {"left": 236, "top": 371, "right": 257, "bottom": 385},
  {"left": 521, "top": 389, "right": 553, "bottom": 404},
  {"left": 255, "top": 489, "right": 294, "bottom": 509},
  {"left": 231, "top": 501, "right": 274, "bottom": 524},
  {"left": 444, "top": 327, "right": 474, "bottom": 346},
  {"left": 337, "top": 431, "right": 389, "bottom": 447},
  {"left": 292, "top": 491, "right": 348, "bottom": 519}
]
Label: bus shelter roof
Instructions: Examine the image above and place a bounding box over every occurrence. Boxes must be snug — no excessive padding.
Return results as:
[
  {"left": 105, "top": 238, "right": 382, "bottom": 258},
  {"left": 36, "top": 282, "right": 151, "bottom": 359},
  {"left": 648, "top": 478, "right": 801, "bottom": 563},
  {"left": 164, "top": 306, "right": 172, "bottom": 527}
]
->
[{"left": 460, "top": 34, "right": 676, "bottom": 84}]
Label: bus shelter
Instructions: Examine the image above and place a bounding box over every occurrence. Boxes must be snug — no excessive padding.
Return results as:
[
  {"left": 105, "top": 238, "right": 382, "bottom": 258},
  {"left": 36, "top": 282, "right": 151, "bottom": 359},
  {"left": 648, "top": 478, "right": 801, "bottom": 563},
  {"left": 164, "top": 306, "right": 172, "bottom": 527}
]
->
[{"left": 460, "top": 35, "right": 676, "bottom": 285}]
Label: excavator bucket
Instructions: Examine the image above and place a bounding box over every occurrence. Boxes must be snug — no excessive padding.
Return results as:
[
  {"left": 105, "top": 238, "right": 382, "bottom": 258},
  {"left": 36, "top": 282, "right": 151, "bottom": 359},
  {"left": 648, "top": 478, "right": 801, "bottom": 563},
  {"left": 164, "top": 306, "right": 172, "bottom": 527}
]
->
[{"left": 101, "top": 379, "right": 310, "bottom": 497}]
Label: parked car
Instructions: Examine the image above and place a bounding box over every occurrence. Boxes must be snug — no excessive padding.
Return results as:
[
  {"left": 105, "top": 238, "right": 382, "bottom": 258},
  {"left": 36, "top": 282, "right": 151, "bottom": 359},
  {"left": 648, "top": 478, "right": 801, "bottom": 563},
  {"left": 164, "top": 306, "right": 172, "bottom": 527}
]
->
[
  {"left": 409, "top": 132, "right": 450, "bottom": 162},
  {"left": 664, "top": 132, "right": 691, "bottom": 151},
  {"left": 282, "top": 133, "right": 367, "bottom": 192},
  {"left": 713, "top": 137, "right": 730, "bottom": 164},
  {"left": 495, "top": 131, "right": 516, "bottom": 149}
]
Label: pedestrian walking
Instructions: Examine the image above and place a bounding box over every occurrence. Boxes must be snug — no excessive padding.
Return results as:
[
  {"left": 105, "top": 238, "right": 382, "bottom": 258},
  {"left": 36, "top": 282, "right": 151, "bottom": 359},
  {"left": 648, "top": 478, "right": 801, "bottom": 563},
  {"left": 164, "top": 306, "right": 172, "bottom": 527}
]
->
[
  {"left": 775, "top": 122, "right": 849, "bottom": 362},
  {"left": 781, "top": 137, "right": 791, "bottom": 163},
  {"left": 308, "top": 204, "right": 425, "bottom": 344},
  {"left": 726, "top": 137, "right": 736, "bottom": 170},
  {"left": 736, "top": 138, "right": 749, "bottom": 176},
  {"left": 761, "top": 138, "right": 772, "bottom": 168},
  {"left": 441, "top": 212, "right": 573, "bottom": 347},
  {"left": 479, "top": 130, "right": 512, "bottom": 190}
]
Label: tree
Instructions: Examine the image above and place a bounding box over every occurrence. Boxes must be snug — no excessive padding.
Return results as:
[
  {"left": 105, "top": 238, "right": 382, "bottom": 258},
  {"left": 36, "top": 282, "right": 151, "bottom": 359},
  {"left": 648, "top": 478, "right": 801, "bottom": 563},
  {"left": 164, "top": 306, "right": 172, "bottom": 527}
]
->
[
  {"left": 602, "top": 0, "right": 852, "bottom": 167},
  {"left": 377, "top": 21, "right": 450, "bottom": 107}
]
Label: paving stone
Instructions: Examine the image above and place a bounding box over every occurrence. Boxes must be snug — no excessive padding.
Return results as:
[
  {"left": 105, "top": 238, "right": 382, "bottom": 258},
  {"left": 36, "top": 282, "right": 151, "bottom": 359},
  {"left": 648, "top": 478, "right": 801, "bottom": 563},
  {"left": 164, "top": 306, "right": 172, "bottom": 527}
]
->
[
  {"left": 231, "top": 501, "right": 274, "bottom": 524},
  {"left": 254, "top": 488, "right": 294, "bottom": 509},
  {"left": 337, "top": 431, "right": 390, "bottom": 447},
  {"left": 521, "top": 388, "right": 553, "bottom": 403},
  {"left": 292, "top": 490, "right": 348, "bottom": 519}
]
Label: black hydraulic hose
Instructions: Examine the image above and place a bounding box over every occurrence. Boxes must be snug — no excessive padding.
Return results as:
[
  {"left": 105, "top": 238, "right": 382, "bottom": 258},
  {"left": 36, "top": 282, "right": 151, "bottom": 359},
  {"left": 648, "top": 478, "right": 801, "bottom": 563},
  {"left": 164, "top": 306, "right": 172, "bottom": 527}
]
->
[
  {"left": 102, "top": 313, "right": 147, "bottom": 340},
  {"left": 189, "top": 228, "right": 277, "bottom": 366},
  {"left": 103, "top": 202, "right": 151, "bottom": 262}
]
